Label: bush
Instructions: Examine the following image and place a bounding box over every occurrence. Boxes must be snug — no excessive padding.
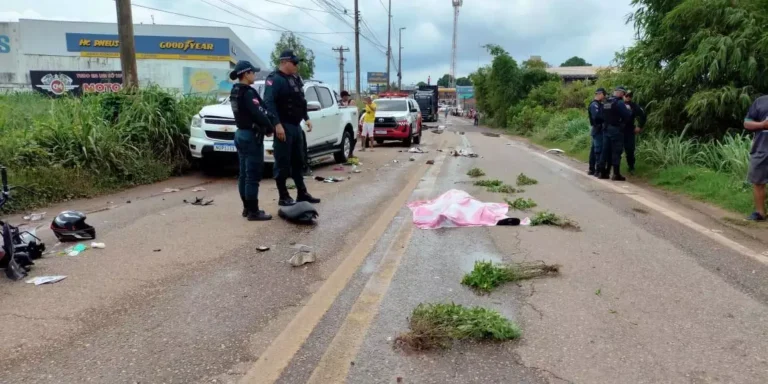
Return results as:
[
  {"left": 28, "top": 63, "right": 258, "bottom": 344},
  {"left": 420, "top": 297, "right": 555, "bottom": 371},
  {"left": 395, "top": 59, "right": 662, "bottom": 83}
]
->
[{"left": 507, "top": 105, "right": 550, "bottom": 135}]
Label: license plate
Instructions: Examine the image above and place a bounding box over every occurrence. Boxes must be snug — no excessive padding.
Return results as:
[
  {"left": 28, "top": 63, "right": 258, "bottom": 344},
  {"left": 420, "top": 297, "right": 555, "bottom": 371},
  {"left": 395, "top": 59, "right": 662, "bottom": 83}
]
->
[
  {"left": 375, "top": 130, "right": 387, "bottom": 135},
  {"left": 213, "top": 143, "right": 236, "bottom": 152}
]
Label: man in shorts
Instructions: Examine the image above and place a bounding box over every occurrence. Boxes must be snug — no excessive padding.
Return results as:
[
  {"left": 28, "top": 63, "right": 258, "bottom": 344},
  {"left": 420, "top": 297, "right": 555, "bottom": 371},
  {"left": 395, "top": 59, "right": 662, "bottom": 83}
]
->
[
  {"left": 361, "top": 96, "right": 377, "bottom": 151},
  {"left": 744, "top": 95, "right": 768, "bottom": 221}
]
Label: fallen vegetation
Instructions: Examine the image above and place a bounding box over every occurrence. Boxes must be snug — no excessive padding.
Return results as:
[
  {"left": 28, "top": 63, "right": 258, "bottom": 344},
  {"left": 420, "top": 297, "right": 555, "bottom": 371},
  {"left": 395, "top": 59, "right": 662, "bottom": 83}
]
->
[
  {"left": 467, "top": 167, "right": 486, "bottom": 178},
  {"left": 474, "top": 179, "right": 520, "bottom": 194},
  {"left": 531, "top": 210, "right": 580, "bottom": 231},
  {"left": 462, "top": 260, "right": 560, "bottom": 294},
  {"left": 505, "top": 197, "right": 537, "bottom": 210},
  {"left": 516, "top": 173, "right": 538, "bottom": 186},
  {"left": 395, "top": 302, "right": 521, "bottom": 350}
]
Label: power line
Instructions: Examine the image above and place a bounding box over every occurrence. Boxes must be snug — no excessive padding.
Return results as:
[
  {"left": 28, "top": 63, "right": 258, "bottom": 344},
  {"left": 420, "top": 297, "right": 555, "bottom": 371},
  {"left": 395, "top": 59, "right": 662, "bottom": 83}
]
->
[{"left": 263, "top": 0, "right": 334, "bottom": 13}]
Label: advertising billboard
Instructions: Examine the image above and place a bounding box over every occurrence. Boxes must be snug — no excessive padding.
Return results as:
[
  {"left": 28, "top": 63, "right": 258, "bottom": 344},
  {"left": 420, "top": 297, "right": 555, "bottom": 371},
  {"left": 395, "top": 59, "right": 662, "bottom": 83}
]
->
[
  {"left": 29, "top": 70, "right": 123, "bottom": 97},
  {"left": 183, "top": 67, "right": 234, "bottom": 96},
  {"left": 367, "top": 72, "right": 388, "bottom": 85},
  {"left": 65, "top": 33, "right": 231, "bottom": 61},
  {"left": 456, "top": 86, "right": 474, "bottom": 99}
]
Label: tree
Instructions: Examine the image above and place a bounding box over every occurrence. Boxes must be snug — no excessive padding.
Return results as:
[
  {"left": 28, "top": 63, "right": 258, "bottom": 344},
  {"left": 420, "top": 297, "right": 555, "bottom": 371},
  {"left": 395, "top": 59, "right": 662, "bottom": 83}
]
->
[
  {"left": 389, "top": 81, "right": 399, "bottom": 91},
  {"left": 455, "top": 77, "right": 472, "bottom": 86},
  {"left": 522, "top": 58, "right": 550, "bottom": 69},
  {"left": 270, "top": 32, "right": 316, "bottom": 79},
  {"left": 416, "top": 81, "right": 428, "bottom": 87},
  {"left": 560, "top": 56, "right": 591, "bottom": 67},
  {"left": 437, "top": 74, "right": 453, "bottom": 87}
]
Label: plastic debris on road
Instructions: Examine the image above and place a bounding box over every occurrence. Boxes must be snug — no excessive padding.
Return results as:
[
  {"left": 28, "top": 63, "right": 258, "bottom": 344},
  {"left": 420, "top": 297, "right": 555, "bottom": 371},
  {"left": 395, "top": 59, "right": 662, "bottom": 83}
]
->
[
  {"left": 192, "top": 187, "right": 207, "bottom": 192},
  {"left": 66, "top": 243, "right": 88, "bottom": 256},
  {"left": 520, "top": 217, "right": 532, "bottom": 226},
  {"left": 408, "top": 147, "right": 427, "bottom": 154},
  {"left": 163, "top": 188, "right": 180, "bottom": 193},
  {"left": 545, "top": 148, "right": 565, "bottom": 155},
  {"left": 91, "top": 242, "right": 106, "bottom": 249},
  {"left": 409, "top": 156, "right": 416, "bottom": 161},
  {"left": 407, "top": 189, "right": 510, "bottom": 230},
  {"left": 451, "top": 148, "right": 478, "bottom": 158},
  {"left": 289, "top": 244, "right": 316, "bottom": 267},
  {"left": 23, "top": 212, "right": 46, "bottom": 221},
  {"left": 184, "top": 197, "right": 214, "bottom": 206},
  {"left": 26, "top": 275, "right": 67, "bottom": 286},
  {"left": 257, "top": 246, "right": 270, "bottom": 252}
]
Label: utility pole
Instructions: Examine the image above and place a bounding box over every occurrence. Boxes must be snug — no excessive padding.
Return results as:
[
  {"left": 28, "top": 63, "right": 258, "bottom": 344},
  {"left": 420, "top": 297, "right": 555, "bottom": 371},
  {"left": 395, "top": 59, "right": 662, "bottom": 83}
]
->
[
  {"left": 332, "top": 46, "right": 349, "bottom": 92},
  {"left": 398, "top": 27, "right": 406, "bottom": 90},
  {"left": 354, "top": 1, "right": 361, "bottom": 99},
  {"left": 115, "top": 0, "right": 139, "bottom": 89},
  {"left": 385, "top": 0, "right": 392, "bottom": 90}
]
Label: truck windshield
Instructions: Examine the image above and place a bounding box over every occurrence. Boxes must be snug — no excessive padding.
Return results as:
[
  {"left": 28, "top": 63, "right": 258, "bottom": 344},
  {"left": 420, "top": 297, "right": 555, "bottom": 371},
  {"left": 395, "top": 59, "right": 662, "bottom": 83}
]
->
[{"left": 375, "top": 100, "right": 408, "bottom": 111}]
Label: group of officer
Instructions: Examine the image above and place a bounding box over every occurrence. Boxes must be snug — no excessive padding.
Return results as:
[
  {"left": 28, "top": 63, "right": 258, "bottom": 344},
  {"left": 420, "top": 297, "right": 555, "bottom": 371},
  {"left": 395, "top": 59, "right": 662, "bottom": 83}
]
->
[
  {"left": 228, "top": 50, "right": 320, "bottom": 222},
  {"left": 587, "top": 86, "right": 646, "bottom": 180}
]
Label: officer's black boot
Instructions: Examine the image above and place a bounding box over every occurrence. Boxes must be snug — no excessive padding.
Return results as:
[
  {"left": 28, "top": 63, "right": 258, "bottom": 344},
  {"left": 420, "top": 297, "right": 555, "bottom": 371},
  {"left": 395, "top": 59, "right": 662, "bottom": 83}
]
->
[
  {"left": 297, "top": 189, "right": 321, "bottom": 204},
  {"left": 242, "top": 200, "right": 248, "bottom": 218},
  {"left": 247, "top": 200, "right": 272, "bottom": 221},
  {"left": 611, "top": 165, "right": 626, "bottom": 181},
  {"left": 276, "top": 181, "right": 296, "bottom": 207},
  {"left": 598, "top": 166, "right": 610, "bottom": 179}
]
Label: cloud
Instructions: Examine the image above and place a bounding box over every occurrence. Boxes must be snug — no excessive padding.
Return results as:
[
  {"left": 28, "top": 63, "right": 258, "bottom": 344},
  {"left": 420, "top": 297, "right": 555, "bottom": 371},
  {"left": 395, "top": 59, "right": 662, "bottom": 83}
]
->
[{"left": 2, "top": 0, "right": 637, "bottom": 88}]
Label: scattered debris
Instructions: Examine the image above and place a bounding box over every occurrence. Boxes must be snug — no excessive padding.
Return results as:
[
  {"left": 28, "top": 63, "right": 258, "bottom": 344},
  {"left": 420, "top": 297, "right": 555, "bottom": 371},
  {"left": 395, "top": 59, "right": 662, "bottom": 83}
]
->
[
  {"left": 516, "top": 173, "right": 538, "bottom": 186},
  {"left": 466, "top": 168, "right": 486, "bottom": 178},
  {"left": 473, "top": 180, "right": 519, "bottom": 194},
  {"left": 481, "top": 132, "right": 501, "bottom": 138},
  {"left": 344, "top": 157, "right": 361, "bottom": 166},
  {"left": 163, "top": 188, "right": 180, "bottom": 193},
  {"left": 153, "top": 249, "right": 162, "bottom": 252},
  {"left": 496, "top": 217, "right": 521, "bottom": 226},
  {"left": 395, "top": 303, "right": 521, "bottom": 350},
  {"left": 23, "top": 212, "right": 46, "bottom": 221},
  {"left": 451, "top": 148, "right": 478, "bottom": 158},
  {"left": 289, "top": 244, "right": 316, "bottom": 266},
  {"left": 333, "top": 166, "right": 345, "bottom": 171},
  {"left": 632, "top": 207, "right": 649, "bottom": 215},
  {"left": 126, "top": 200, "right": 131, "bottom": 204},
  {"left": 595, "top": 288, "right": 602, "bottom": 296},
  {"left": 26, "top": 276, "right": 67, "bottom": 286},
  {"left": 545, "top": 148, "right": 565, "bottom": 155},
  {"left": 90, "top": 242, "right": 106, "bottom": 249},
  {"left": 278, "top": 202, "right": 319, "bottom": 224},
  {"left": 530, "top": 211, "right": 580, "bottom": 231},
  {"left": 505, "top": 197, "right": 537, "bottom": 210},
  {"left": 520, "top": 217, "right": 531, "bottom": 226},
  {"left": 462, "top": 260, "right": 560, "bottom": 293},
  {"left": 66, "top": 243, "right": 88, "bottom": 257},
  {"left": 316, "top": 176, "right": 345, "bottom": 183},
  {"left": 393, "top": 160, "right": 399, "bottom": 163},
  {"left": 473, "top": 179, "right": 503, "bottom": 188},
  {"left": 184, "top": 197, "right": 214, "bottom": 206},
  {"left": 257, "top": 246, "right": 270, "bottom": 252},
  {"left": 192, "top": 187, "right": 207, "bottom": 192},
  {"left": 408, "top": 147, "right": 427, "bottom": 154},
  {"left": 426, "top": 160, "right": 435, "bottom": 165},
  {"left": 407, "top": 189, "right": 509, "bottom": 229},
  {"left": 409, "top": 156, "right": 416, "bottom": 161}
]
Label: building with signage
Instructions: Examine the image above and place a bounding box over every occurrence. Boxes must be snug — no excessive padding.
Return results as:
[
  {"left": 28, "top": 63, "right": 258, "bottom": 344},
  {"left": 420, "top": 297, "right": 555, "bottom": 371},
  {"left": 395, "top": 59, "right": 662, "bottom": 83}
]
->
[
  {"left": 438, "top": 87, "right": 457, "bottom": 106},
  {"left": 0, "top": 19, "right": 267, "bottom": 96}
]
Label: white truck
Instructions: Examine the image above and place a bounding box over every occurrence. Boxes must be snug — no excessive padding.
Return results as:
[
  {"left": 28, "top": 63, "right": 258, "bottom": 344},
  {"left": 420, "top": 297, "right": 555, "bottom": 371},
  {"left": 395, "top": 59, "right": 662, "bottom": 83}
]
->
[{"left": 189, "top": 80, "right": 358, "bottom": 172}]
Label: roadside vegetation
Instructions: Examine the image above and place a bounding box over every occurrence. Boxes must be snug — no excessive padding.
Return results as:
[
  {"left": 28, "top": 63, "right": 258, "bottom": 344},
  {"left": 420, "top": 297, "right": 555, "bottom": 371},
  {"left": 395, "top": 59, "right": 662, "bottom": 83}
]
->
[
  {"left": 461, "top": 260, "right": 559, "bottom": 294},
  {"left": 471, "top": 0, "right": 767, "bottom": 216},
  {"left": 0, "top": 88, "right": 212, "bottom": 212},
  {"left": 395, "top": 302, "right": 521, "bottom": 350}
]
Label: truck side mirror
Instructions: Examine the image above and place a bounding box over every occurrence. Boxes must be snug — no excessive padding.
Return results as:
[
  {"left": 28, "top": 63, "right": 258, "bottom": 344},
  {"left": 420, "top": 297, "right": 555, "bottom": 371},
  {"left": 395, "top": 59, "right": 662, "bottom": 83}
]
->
[
  {"left": 307, "top": 101, "right": 322, "bottom": 111},
  {"left": 410, "top": 108, "right": 417, "bottom": 112}
]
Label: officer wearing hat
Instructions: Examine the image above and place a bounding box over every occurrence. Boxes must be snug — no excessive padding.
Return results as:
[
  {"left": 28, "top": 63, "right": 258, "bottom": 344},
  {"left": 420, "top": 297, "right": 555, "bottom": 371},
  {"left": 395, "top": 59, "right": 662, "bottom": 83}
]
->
[
  {"left": 229, "top": 60, "right": 276, "bottom": 221},
  {"left": 587, "top": 87, "right": 606, "bottom": 176},
  {"left": 622, "top": 90, "right": 647, "bottom": 174},
  {"left": 597, "top": 86, "right": 633, "bottom": 180},
  {"left": 263, "top": 50, "right": 321, "bottom": 206}
]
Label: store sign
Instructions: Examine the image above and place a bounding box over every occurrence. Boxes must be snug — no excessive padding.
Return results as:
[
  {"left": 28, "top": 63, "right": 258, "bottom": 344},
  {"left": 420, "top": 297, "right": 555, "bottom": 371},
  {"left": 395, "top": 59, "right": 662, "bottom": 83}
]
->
[
  {"left": 456, "top": 86, "right": 474, "bottom": 99},
  {"left": 0, "top": 35, "right": 9, "bottom": 53},
  {"left": 30, "top": 70, "right": 123, "bottom": 97},
  {"left": 367, "top": 72, "right": 387, "bottom": 85},
  {"left": 183, "top": 67, "right": 233, "bottom": 96},
  {"left": 65, "top": 33, "right": 230, "bottom": 61}
]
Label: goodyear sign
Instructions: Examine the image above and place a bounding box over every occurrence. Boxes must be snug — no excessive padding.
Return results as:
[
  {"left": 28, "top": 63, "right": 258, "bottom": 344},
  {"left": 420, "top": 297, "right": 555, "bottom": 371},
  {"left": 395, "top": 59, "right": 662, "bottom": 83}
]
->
[
  {"left": 65, "top": 33, "right": 231, "bottom": 61},
  {"left": 367, "top": 72, "right": 388, "bottom": 85}
]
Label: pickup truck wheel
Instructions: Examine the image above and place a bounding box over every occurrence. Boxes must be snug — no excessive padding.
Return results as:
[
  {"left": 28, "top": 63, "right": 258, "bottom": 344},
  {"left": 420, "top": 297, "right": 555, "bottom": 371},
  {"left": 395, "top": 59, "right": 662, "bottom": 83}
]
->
[
  {"left": 402, "top": 125, "right": 413, "bottom": 147},
  {"left": 413, "top": 130, "right": 422, "bottom": 145},
  {"left": 334, "top": 131, "right": 353, "bottom": 164}
]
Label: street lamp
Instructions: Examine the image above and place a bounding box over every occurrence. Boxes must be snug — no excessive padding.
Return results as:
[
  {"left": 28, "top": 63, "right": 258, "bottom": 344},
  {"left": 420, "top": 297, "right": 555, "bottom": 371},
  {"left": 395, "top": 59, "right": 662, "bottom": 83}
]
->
[{"left": 398, "top": 27, "right": 406, "bottom": 90}]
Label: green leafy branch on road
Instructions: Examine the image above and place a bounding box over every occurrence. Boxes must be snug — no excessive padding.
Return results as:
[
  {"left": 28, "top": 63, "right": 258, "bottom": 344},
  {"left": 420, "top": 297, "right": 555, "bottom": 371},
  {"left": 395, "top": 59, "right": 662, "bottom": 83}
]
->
[
  {"left": 531, "top": 211, "right": 580, "bottom": 231},
  {"left": 462, "top": 261, "right": 560, "bottom": 294},
  {"left": 516, "top": 173, "right": 538, "bottom": 186},
  {"left": 467, "top": 168, "right": 486, "bottom": 178},
  {"left": 395, "top": 303, "right": 521, "bottom": 350},
  {"left": 474, "top": 179, "right": 521, "bottom": 194},
  {"left": 505, "top": 197, "right": 537, "bottom": 210}
]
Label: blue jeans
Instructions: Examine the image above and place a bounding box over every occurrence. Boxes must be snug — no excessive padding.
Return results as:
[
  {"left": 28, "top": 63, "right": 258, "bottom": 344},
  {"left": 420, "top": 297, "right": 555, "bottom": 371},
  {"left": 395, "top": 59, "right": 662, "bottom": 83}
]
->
[{"left": 235, "top": 129, "right": 264, "bottom": 201}]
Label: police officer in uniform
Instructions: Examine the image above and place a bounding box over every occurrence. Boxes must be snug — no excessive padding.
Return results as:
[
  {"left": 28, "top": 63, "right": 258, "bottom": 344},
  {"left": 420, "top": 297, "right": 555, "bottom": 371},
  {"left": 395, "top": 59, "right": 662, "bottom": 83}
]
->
[
  {"left": 622, "top": 90, "right": 647, "bottom": 175},
  {"left": 263, "top": 50, "right": 321, "bottom": 206},
  {"left": 597, "top": 86, "right": 633, "bottom": 181},
  {"left": 291, "top": 73, "right": 314, "bottom": 177},
  {"left": 587, "top": 88, "right": 606, "bottom": 176},
  {"left": 229, "top": 60, "right": 276, "bottom": 221}
]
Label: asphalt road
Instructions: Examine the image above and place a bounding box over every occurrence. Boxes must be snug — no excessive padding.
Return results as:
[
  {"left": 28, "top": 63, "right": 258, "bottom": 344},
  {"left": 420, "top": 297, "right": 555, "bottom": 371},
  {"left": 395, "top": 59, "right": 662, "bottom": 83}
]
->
[{"left": 2, "top": 115, "right": 768, "bottom": 384}]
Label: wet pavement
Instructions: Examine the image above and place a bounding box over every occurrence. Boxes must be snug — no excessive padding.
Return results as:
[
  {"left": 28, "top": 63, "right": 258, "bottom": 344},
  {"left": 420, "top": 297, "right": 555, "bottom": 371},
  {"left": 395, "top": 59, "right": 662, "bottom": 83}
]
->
[{"left": 3, "top": 115, "right": 768, "bottom": 383}]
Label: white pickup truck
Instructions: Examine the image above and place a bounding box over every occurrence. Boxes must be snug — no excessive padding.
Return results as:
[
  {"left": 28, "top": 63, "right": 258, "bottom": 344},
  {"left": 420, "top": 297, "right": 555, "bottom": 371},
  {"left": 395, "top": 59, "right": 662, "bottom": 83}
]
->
[{"left": 189, "top": 80, "right": 358, "bottom": 171}]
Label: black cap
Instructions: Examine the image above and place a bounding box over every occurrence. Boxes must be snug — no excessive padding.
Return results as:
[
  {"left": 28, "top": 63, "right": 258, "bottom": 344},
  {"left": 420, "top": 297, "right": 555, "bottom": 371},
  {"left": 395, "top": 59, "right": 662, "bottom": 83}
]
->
[
  {"left": 340, "top": 90, "right": 350, "bottom": 97},
  {"left": 279, "top": 50, "right": 304, "bottom": 65},
  {"left": 595, "top": 87, "right": 606, "bottom": 94},
  {"left": 615, "top": 86, "right": 627, "bottom": 93},
  {"left": 229, "top": 60, "right": 260, "bottom": 80}
]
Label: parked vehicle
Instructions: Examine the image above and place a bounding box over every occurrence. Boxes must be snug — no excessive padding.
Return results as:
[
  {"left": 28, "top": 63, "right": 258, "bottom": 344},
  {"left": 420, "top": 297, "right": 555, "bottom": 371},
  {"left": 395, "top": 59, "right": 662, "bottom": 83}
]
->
[
  {"left": 416, "top": 85, "right": 439, "bottom": 122},
  {"left": 189, "top": 80, "right": 359, "bottom": 172},
  {"left": 372, "top": 97, "right": 422, "bottom": 146},
  {"left": 0, "top": 166, "right": 46, "bottom": 281}
]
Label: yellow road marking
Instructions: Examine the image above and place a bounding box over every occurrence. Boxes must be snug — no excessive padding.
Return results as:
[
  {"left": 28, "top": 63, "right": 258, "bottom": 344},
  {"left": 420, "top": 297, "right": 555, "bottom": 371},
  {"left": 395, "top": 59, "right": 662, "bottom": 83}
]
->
[{"left": 240, "top": 139, "right": 449, "bottom": 384}]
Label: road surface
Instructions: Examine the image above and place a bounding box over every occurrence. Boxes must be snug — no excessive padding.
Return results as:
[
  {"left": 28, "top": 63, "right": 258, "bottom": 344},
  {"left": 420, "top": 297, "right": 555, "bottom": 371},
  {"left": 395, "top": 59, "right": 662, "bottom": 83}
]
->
[{"left": 2, "top": 116, "right": 767, "bottom": 384}]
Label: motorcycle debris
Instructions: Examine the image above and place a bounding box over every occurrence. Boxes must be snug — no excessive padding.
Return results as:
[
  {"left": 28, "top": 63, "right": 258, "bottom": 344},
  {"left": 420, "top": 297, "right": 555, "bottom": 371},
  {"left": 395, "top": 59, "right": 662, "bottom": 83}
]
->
[
  {"left": 91, "top": 242, "right": 106, "bottom": 249},
  {"left": 257, "top": 246, "right": 270, "bottom": 252},
  {"left": 192, "top": 187, "right": 207, "bottom": 192},
  {"left": 163, "top": 188, "right": 180, "bottom": 193},
  {"left": 26, "top": 275, "right": 67, "bottom": 286},
  {"left": 23, "top": 212, "right": 46, "bottom": 221}
]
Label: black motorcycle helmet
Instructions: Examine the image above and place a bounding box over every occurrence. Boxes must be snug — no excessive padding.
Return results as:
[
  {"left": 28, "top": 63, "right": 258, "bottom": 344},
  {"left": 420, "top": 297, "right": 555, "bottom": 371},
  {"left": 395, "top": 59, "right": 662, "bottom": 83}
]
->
[{"left": 51, "top": 211, "right": 96, "bottom": 242}]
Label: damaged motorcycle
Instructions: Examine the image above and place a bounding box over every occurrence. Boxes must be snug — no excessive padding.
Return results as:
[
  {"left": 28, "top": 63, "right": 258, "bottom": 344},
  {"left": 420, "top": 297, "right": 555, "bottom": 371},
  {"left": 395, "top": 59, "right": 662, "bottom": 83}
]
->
[{"left": 0, "top": 166, "right": 47, "bottom": 281}]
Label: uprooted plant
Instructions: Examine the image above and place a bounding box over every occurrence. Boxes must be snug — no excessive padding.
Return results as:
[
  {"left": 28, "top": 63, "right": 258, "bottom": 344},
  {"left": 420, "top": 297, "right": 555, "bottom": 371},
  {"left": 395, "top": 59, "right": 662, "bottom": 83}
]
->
[
  {"left": 516, "top": 173, "right": 539, "bottom": 186},
  {"left": 531, "top": 210, "right": 580, "bottom": 231},
  {"left": 467, "top": 168, "right": 486, "bottom": 178},
  {"left": 474, "top": 179, "right": 520, "bottom": 194},
  {"left": 461, "top": 260, "right": 560, "bottom": 294},
  {"left": 505, "top": 197, "right": 537, "bottom": 210},
  {"left": 395, "top": 302, "right": 521, "bottom": 351}
]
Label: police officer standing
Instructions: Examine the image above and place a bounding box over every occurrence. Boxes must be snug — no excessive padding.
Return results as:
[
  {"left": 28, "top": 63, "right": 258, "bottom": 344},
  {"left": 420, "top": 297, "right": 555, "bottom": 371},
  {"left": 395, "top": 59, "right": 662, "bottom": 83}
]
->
[
  {"left": 587, "top": 88, "right": 606, "bottom": 176},
  {"left": 597, "top": 86, "right": 633, "bottom": 180},
  {"left": 263, "top": 50, "right": 321, "bottom": 206},
  {"left": 622, "top": 90, "right": 646, "bottom": 175},
  {"left": 229, "top": 60, "right": 275, "bottom": 221}
]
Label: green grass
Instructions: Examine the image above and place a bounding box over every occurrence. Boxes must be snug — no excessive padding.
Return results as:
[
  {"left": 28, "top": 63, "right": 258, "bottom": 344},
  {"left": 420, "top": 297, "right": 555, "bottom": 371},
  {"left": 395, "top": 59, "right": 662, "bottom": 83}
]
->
[
  {"left": 531, "top": 210, "right": 580, "bottom": 230},
  {"left": 467, "top": 167, "right": 486, "bottom": 177},
  {"left": 395, "top": 303, "right": 521, "bottom": 350},
  {"left": 461, "top": 260, "right": 559, "bottom": 294},
  {"left": 474, "top": 179, "right": 503, "bottom": 187},
  {"left": 473, "top": 179, "right": 519, "bottom": 194},
  {"left": 516, "top": 173, "right": 538, "bottom": 186},
  {"left": 505, "top": 197, "right": 537, "bottom": 210}
]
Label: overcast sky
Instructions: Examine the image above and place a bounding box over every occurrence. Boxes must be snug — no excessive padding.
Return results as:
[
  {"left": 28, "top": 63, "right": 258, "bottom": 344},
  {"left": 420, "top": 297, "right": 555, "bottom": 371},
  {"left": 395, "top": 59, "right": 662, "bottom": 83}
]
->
[{"left": 1, "top": 0, "right": 636, "bottom": 89}]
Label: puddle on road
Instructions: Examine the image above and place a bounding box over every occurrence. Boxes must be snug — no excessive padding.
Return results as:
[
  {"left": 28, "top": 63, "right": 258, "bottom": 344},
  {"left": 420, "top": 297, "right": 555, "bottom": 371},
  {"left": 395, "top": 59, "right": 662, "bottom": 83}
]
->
[{"left": 460, "top": 251, "right": 502, "bottom": 272}]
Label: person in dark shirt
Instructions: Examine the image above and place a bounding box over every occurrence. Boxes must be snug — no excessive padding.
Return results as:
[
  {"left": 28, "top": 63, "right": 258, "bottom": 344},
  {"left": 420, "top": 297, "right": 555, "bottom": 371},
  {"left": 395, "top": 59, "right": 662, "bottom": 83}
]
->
[
  {"left": 587, "top": 88, "right": 606, "bottom": 176},
  {"left": 229, "top": 60, "right": 276, "bottom": 221},
  {"left": 597, "top": 86, "right": 633, "bottom": 180},
  {"left": 622, "top": 90, "right": 647, "bottom": 175},
  {"left": 743, "top": 95, "right": 768, "bottom": 221}
]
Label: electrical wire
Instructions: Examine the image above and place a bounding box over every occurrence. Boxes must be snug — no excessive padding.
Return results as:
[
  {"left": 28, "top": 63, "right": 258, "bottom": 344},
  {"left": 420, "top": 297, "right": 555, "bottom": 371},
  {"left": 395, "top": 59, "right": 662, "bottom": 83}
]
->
[{"left": 263, "top": 0, "right": 333, "bottom": 13}]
